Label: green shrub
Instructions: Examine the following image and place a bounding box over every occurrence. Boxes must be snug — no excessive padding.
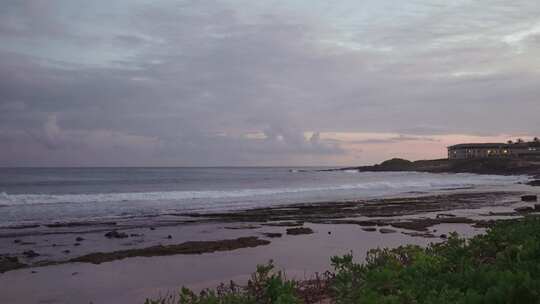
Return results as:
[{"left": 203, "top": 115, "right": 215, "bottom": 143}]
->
[
  {"left": 144, "top": 261, "right": 301, "bottom": 304},
  {"left": 330, "top": 216, "right": 540, "bottom": 304}
]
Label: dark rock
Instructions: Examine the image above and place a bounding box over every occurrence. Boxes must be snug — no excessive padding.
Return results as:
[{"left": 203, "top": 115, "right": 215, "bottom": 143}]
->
[
  {"left": 52, "top": 243, "right": 57, "bottom": 247},
  {"left": 440, "top": 234, "right": 448, "bottom": 239},
  {"left": 130, "top": 233, "right": 142, "bottom": 237},
  {"left": 361, "top": 227, "right": 377, "bottom": 232},
  {"left": 63, "top": 250, "right": 71, "bottom": 254},
  {"left": 180, "top": 191, "right": 514, "bottom": 226},
  {"left": 6, "top": 224, "right": 40, "bottom": 230},
  {"left": 262, "top": 232, "right": 282, "bottom": 238},
  {"left": 74, "top": 243, "right": 81, "bottom": 246},
  {"left": 402, "top": 231, "right": 436, "bottom": 238},
  {"left": 0, "top": 256, "right": 26, "bottom": 273},
  {"left": 286, "top": 227, "right": 314, "bottom": 235},
  {"left": 263, "top": 221, "right": 304, "bottom": 227},
  {"left": 70, "top": 237, "right": 271, "bottom": 264},
  {"left": 328, "top": 231, "right": 331, "bottom": 235},
  {"left": 515, "top": 206, "right": 534, "bottom": 213},
  {"left": 488, "top": 211, "right": 518, "bottom": 216},
  {"left": 356, "top": 220, "right": 382, "bottom": 226},
  {"left": 104, "top": 230, "right": 128, "bottom": 239},
  {"left": 75, "top": 237, "right": 85, "bottom": 242},
  {"left": 167, "top": 235, "right": 172, "bottom": 239},
  {"left": 46, "top": 221, "right": 116, "bottom": 228},
  {"left": 22, "top": 250, "right": 40, "bottom": 258},
  {"left": 391, "top": 217, "right": 475, "bottom": 231},
  {"left": 322, "top": 220, "right": 386, "bottom": 227},
  {"left": 150, "top": 227, "right": 156, "bottom": 230},
  {"left": 13, "top": 239, "right": 21, "bottom": 244},
  {"left": 526, "top": 180, "right": 540, "bottom": 186},
  {"left": 379, "top": 228, "right": 397, "bottom": 234},
  {"left": 31, "top": 270, "right": 37, "bottom": 274},
  {"left": 521, "top": 195, "right": 538, "bottom": 202}
]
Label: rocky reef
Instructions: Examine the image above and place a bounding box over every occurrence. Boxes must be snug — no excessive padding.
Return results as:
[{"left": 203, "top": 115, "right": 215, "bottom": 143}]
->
[{"left": 332, "top": 157, "right": 540, "bottom": 176}]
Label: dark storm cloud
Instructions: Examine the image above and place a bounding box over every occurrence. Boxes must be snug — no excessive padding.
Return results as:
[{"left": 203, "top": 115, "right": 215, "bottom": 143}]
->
[{"left": 0, "top": 0, "right": 539, "bottom": 166}]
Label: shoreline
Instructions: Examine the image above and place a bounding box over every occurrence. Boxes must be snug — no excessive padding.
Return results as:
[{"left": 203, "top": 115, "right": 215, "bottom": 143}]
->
[
  {"left": 1, "top": 188, "right": 537, "bottom": 270},
  {"left": 0, "top": 182, "right": 530, "bottom": 234},
  {"left": 1, "top": 182, "right": 539, "bottom": 303}
]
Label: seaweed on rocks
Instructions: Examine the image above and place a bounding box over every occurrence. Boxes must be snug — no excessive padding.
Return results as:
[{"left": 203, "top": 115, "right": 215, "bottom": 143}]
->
[{"left": 70, "top": 237, "right": 271, "bottom": 264}]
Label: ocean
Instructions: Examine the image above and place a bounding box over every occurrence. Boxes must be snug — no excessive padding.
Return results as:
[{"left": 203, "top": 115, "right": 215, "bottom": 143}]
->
[{"left": 0, "top": 167, "right": 527, "bottom": 227}]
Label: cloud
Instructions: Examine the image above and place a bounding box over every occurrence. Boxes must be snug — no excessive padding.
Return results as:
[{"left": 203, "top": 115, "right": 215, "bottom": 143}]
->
[
  {"left": 0, "top": 0, "right": 539, "bottom": 166},
  {"left": 347, "top": 134, "right": 440, "bottom": 145},
  {"left": 0, "top": 114, "right": 161, "bottom": 166}
]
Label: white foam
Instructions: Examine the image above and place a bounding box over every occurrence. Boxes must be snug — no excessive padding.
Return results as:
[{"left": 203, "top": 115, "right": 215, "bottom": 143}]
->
[{"left": 0, "top": 173, "right": 527, "bottom": 207}]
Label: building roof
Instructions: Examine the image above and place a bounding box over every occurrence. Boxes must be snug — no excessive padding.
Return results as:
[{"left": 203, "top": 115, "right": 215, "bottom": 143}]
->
[{"left": 448, "top": 142, "right": 538, "bottom": 149}]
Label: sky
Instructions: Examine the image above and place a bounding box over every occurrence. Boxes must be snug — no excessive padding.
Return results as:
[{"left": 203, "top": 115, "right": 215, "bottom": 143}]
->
[{"left": 0, "top": 0, "right": 539, "bottom": 167}]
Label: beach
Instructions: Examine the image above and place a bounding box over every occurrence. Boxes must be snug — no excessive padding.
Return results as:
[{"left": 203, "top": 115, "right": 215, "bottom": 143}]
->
[
  {"left": 1, "top": 167, "right": 539, "bottom": 303},
  {"left": 3, "top": 1, "right": 540, "bottom": 302}
]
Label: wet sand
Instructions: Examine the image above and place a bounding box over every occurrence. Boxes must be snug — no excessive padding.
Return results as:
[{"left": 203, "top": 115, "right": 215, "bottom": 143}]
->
[{"left": 0, "top": 185, "right": 538, "bottom": 303}]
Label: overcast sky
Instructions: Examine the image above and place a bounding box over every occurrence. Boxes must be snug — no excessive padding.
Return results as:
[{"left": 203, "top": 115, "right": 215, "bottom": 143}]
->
[{"left": 1, "top": 0, "right": 539, "bottom": 166}]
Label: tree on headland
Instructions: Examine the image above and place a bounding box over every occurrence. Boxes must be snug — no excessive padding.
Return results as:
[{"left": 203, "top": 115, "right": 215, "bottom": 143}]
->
[
  {"left": 516, "top": 138, "right": 524, "bottom": 143},
  {"left": 534, "top": 137, "right": 539, "bottom": 142},
  {"left": 507, "top": 140, "right": 513, "bottom": 144}
]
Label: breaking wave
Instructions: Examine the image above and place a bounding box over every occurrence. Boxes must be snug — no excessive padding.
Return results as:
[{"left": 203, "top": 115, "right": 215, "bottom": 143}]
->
[{"left": 0, "top": 173, "right": 527, "bottom": 207}]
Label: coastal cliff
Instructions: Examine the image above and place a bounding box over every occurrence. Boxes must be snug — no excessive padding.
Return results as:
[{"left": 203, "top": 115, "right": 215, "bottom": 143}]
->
[{"left": 338, "top": 158, "right": 540, "bottom": 176}]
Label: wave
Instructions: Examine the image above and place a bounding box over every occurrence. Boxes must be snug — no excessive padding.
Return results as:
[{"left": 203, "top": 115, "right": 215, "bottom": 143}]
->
[{"left": 0, "top": 173, "right": 527, "bottom": 207}]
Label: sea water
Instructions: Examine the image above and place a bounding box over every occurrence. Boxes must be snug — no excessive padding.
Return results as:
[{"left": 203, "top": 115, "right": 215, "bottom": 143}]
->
[{"left": 0, "top": 167, "right": 528, "bottom": 227}]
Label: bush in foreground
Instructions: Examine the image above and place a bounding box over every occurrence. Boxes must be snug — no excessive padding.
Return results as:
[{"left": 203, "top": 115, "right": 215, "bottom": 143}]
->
[
  {"left": 146, "top": 216, "right": 540, "bottom": 304},
  {"left": 145, "top": 261, "right": 305, "bottom": 304}
]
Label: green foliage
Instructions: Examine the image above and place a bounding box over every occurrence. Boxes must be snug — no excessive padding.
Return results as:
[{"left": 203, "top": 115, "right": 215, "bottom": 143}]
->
[
  {"left": 144, "top": 260, "right": 301, "bottom": 304},
  {"left": 330, "top": 216, "right": 540, "bottom": 304}
]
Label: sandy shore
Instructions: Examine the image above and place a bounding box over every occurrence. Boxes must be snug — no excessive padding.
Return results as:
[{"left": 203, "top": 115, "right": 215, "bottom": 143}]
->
[{"left": 1, "top": 184, "right": 538, "bottom": 303}]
